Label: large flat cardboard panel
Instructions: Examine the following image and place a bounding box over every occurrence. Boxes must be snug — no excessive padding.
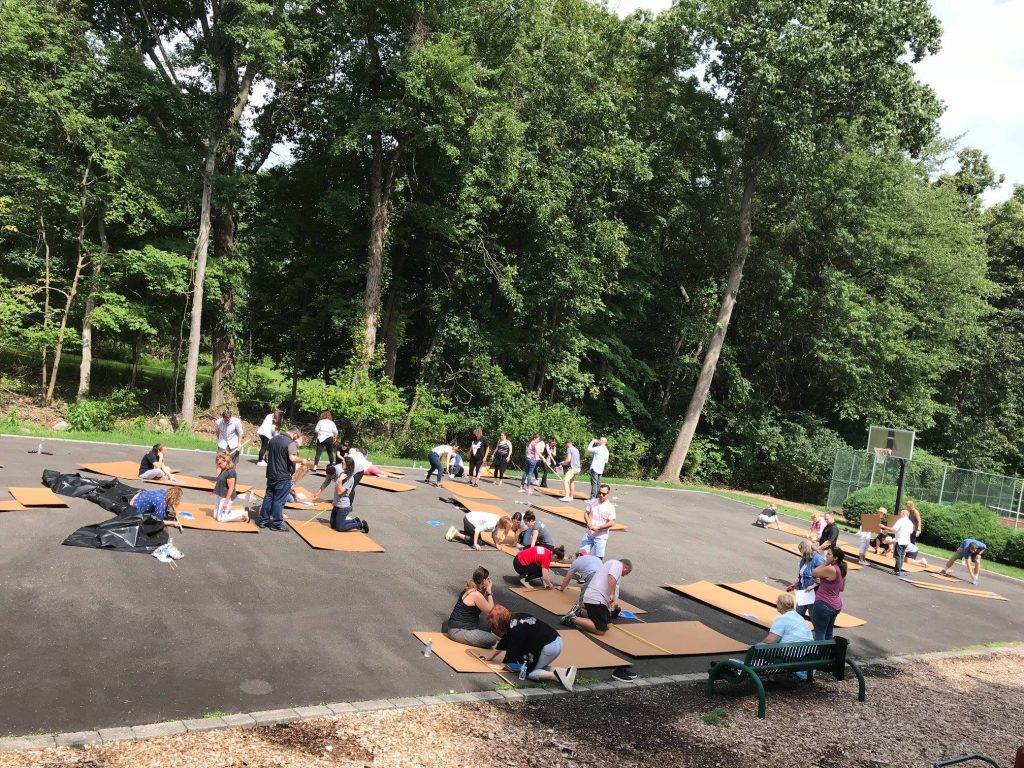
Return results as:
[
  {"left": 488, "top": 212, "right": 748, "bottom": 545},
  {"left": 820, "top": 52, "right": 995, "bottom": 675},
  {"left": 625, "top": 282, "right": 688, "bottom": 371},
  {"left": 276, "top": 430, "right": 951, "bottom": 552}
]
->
[
  {"left": 722, "top": 580, "right": 866, "bottom": 629},
  {"left": 441, "top": 481, "right": 500, "bottom": 500},
  {"left": 860, "top": 513, "right": 882, "bottom": 534},
  {"left": 908, "top": 581, "right": 1006, "bottom": 600},
  {"left": 360, "top": 476, "right": 415, "bottom": 492},
  {"left": 147, "top": 473, "right": 216, "bottom": 492},
  {"left": 930, "top": 572, "right": 965, "bottom": 583},
  {"left": 530, "top": 503, "right": 627, "bottom": 531},
  {"left": 666, "top": 581, "right": 789, "bottom": 629},
  {"left": 511, "top": 586, "right": 646, "bottom": 615},
  {"left": 764, "top": 539, "right": 862, "bottom": 570},
  {"left": 0, "top": 500, "right": 29, "bottom": 511},
  {"left": 766, "top": 521, "right": 811, "bottom": 538},
  {"left": 452, "top": 497, "right": 509, "bottom": 517},
  {"left": 532, "top": 485, "right": 590, "bottom": 501},
  {"left": 837, "top": 543, "right": 925, "bottom": 572},
  {"left": 80, "top": 460, "right": 143, "bottom": 479},
  {"left": 175, "top": 502, "right": 259, "bottom": 533},
  {"left": 412, "top": 632, "right": 495, "bottom": 673},
  {"left": 285, "top": 519, "right": 384, "bottom": 552},
  {"left": 8, "top": 487, "right": 67, "bottom": 507},
  {"left": 595, "top": 621, "right": 748, "bottom": 658},
  {"left": 557, "top": 630, "right": 630, "bottom": 668}
]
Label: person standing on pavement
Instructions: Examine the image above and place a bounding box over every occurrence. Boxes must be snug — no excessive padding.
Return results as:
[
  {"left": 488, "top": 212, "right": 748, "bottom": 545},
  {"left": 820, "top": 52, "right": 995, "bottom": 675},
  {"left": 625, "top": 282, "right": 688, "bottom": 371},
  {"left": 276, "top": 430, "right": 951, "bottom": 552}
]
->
[
  {"left": 467, "top": 428, "right": 490, "bottom": 488},
  {"left": 491, "top": 432, "right": 513, "bottom": 486},
  {"left": 256, "top": 409, "right": 283, "bottom": 466},
  {"left": 579, "top": 484, "right": 616, "bottom": 559},
  {"left": 426, "top": 442, "right": 457, "bottom": 486},
  {"left": 881, "top": 508, "right": 915, "bottom": 574},
  {"left": 810, "top": 546, "right": 847, "bottom": 641},
  {"left": 793, "top": 538, "right": 825, "bottom": 619},
  {"left": 907, "top": 499, "right": 923, "bottom": 546},
  {"left": 258, "top": 426, "right": 306, "bottom": 531},
  {"left": 816, "top": 511, "right": 840, "bottom": 553},
  {"left": 561, "top": 558, "right": 632, "bottom": 636},
  {"left": 520, "top": 434, "right": 542, "bottom": 495},
  {"left": 312, "top": 411, "right": 339, "bottom": 470},
  {"left": 215, "top": 410, "right": 244, "bottom": 462},
  {"left": 558, "top": 439, "right": 581, "bottom": 501},
  {"left": 535, "top": 438, "right": 558, "bottom": 488},
  {"left": 344, "top": 444, "right": 371, "bottom": 506},
  {"left": 585, "top": 437, "right": 610, "bottom": 499}
]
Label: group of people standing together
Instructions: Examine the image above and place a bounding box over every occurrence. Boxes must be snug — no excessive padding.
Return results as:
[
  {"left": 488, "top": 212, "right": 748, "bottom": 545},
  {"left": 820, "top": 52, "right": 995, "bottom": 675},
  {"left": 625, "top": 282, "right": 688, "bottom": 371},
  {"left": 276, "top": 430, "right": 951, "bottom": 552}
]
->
[{"left": 425, "top": 431, "right": 612, "bottom": 502}]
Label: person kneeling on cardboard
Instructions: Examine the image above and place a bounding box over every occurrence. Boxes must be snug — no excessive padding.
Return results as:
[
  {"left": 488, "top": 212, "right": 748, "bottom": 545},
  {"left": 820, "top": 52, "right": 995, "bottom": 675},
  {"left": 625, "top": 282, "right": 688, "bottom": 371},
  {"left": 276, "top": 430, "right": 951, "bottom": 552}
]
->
[{"left": 323, "top": 458, "right": 369, "bottom": 534}]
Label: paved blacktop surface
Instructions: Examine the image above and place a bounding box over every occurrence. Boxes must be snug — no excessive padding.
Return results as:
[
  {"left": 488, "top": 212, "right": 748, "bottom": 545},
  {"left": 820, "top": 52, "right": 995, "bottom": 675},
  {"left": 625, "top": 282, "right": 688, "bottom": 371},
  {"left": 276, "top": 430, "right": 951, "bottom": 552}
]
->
[{"left": 1, "top": 433, "right": 1023, "bottom": 736}]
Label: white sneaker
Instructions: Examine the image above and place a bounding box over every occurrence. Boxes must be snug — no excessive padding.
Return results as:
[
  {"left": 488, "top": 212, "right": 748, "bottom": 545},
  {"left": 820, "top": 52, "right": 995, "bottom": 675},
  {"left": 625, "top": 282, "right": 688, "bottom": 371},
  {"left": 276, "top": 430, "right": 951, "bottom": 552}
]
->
[
  {"left": 256, "top": 461, "right": 267, "bottom": 467},
  {"left": 445, "top": 526, "right": 457, "bottom": 542},
  {"left": 559, "top": 496, "right": 572, "bottom": 502},
  {"left": 554, "top": 666, "right": 577, "bottom": 692}
]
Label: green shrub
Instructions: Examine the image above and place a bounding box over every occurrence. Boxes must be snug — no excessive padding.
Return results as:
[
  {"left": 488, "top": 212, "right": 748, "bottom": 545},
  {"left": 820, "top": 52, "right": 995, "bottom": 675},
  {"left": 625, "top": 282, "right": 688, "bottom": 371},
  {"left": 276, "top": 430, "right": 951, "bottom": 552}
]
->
[
  {"left": 0, "top": 406, "right": 20, "bottom": 431},
  {"left": 230, "top": 363, "right": 289, "bottom": 410},
  {"left": 295, "top": 374, "right": 407, "bottom": 442},
  {"left": 605, "top": 426, "right": 651, "bottom": 478},
  {"left": 66, "top": 399, "right": 113, "bottom": 431},
  {"left": 840, "top": 485, "right": 899, "bottom": 527},
  {"left": 103, "top": 386, "right": 142, "bottom": 418},
  {"left": 682, "top": 437, "right": 730, "bottom": 487},
  {"left": 1002, "top": 531, "right": 1024, "bottom": 566},
  {"left": 917, "top": 501, "right": 1004, "bottom": 555}
]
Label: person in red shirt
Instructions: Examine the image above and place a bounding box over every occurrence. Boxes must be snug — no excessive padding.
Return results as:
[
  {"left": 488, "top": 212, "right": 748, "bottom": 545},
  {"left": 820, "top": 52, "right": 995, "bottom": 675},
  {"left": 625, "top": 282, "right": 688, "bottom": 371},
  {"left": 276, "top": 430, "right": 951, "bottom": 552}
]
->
[{"left": 513, "top": 544, "right": 566, "bottom": 589}]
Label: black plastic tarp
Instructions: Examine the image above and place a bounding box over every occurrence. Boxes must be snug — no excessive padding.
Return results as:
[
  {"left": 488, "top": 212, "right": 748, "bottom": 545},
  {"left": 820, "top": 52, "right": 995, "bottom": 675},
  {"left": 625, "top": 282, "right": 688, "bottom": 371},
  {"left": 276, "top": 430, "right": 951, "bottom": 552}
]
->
[{"left": 43, "top": 470, "right": 169, "bottom": 554}]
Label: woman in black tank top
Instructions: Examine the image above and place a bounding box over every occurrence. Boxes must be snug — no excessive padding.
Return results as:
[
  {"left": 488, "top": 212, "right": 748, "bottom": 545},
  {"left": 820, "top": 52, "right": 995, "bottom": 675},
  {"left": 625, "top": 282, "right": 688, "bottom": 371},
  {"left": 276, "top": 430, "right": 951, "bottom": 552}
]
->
[{"left": 446, "top": 567, "right": 499, "bottom": 648}]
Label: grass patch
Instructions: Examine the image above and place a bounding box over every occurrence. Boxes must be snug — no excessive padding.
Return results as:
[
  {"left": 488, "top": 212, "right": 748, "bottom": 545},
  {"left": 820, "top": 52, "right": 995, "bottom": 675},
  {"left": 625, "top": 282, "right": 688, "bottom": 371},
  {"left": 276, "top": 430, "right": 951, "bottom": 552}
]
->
[
  {"left": 203, "top": 711, "right": 228, "bottom": 719},
  {"left": 495, "top": 682, "right": 517, "bottom": 691},
  {"left": 702, "top": 707, "right": 729, "bottom": 726}
]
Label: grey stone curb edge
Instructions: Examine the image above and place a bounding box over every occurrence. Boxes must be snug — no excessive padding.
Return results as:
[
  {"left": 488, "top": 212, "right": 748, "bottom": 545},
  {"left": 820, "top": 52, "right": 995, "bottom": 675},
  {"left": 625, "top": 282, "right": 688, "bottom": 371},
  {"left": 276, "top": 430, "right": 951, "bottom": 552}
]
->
[{"left": 3, "top": 644, "right": 1019, "bottom": 753}]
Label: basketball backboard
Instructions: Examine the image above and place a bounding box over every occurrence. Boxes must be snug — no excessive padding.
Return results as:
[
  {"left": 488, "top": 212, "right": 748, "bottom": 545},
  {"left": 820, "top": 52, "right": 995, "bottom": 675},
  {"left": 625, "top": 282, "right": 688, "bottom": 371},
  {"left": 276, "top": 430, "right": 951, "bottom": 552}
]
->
[{"left": 867, "top": 426, "right": 915, "bottom": 461}]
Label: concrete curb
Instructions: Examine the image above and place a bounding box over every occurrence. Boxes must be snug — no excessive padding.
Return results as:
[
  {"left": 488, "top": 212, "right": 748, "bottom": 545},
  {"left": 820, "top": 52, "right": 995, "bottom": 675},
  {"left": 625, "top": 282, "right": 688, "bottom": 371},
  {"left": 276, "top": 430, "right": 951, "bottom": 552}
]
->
[{"left": 3, "top": 645, "right": 1018, "bottom": 754}]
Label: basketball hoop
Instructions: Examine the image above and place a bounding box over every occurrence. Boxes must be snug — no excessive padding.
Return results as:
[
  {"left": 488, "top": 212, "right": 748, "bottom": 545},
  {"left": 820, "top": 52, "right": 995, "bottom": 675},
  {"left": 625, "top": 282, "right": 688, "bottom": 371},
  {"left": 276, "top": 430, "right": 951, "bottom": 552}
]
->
[{"left": 874, "top": 447, "right": 892, "bottom": 466}]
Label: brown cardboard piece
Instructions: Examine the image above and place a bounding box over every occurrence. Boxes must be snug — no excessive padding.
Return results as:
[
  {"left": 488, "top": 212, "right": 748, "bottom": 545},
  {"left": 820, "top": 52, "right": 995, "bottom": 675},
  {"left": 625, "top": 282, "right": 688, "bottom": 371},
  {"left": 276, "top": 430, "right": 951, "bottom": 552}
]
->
[
  {"left": 837, "top": 542, "right": 927, "bottom": 572},
  {"left": 452, "top": 497, "right": 509, "bottom": 517},
  {"left": 907, "top": 581, "right": 1006, "bottom": 600},
  {"left": 80, "top": 461, "right": 251, "bottom": 493},
  {"left": 285, "top": 519, "right": 384, "bottom": 552},
  {"left": 511, "top": 586, "right": 646, "bottom": 615},
  {"left": 764, "top": 539, "right": 862, "bottom": 570},
  {"left": 766, "top": 521, "right": 811, "bottom": 538},
  {"left": 930, "top": 572, "right": 965, "bottom": 584},
  {"left": 532, "top": 485, "right": 590, "bottom": 501},
  {"left": 175, "top": 501, "right": 259, "bottom": 533},
  {"left": 360, "top": 476, "right": 416, "bottom": 492},
  {"left": 413, "top": 630, "right": 629, "bottom": 672},
  {"left": 530, "top": 503, "right": 627, "bottom": 531},
  {"left": 595, "top": 621, "right": 748, "bottom": 658},
  {"left": 860, "top": 513, "right": 882, "bottom": 534},
  {"left": 722, "top": 580, "right": 866, "bottom": 629},
  {"left": 0, "top": 500, "right": 29, "bottom": 512},
  {"left": 413, "top": 633, "right": 496, "bottom": 673},
  {"left": 557, "top": 630, "right": 631, "bottom": 668},
  {"left": 667, "top": 581, "right": 800, "bottom": 629},
  {"left": 8, "top": 487, "right": 67, "bottom": 507},
  {"left": 441, "top": 481, "right": 500, "bottom": 500}
]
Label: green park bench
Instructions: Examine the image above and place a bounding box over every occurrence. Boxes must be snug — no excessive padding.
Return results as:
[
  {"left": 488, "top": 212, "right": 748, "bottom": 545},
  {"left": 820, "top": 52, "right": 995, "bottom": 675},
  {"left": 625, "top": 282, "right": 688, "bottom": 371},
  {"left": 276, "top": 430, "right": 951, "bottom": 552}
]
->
[
  {"left": 705, "top": 638, "right": 865, "bottom": 719},
  {"left": 934, "top": 748, "right": 1024, "bottom": 768}
]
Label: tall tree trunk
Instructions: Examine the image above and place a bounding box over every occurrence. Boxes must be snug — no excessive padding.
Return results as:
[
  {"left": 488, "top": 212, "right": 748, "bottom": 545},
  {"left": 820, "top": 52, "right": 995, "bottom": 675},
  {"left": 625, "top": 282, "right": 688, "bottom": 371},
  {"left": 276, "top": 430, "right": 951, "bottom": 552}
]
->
[
  {"left": 210, "top": 200, "right": 236, "bottom": 410},
  {"left": 77, "top": 209, "right": 108, "bottom": 400},
  {"left": 46, "top": 160, "right": 93, "bottom": 404},
  {"left": 402, "top": 324, "right": 441, "bottom": 434},
  {"left": 40, "top": 213, "right": 50, "bottom": 394},
  {"left": 180, "top": 133, "right": 219, "bottom": 426},
  {"left": 130, "top": 330, "right": 142, "bottom": 389},
  {"left": 658, "top": 170, "right": 757, "bottom": 483},
  {"left": 658, "top": 335, "right": 687, "bottom": 417},
  {"left": 381, "top": 250, "right": 405, "bottom": 381},
  {"left": 360, "top": 131, "right": 392, "bottom": 373},
  {"left": 288, "top": 287, "right": 310, "bottom": 420}
]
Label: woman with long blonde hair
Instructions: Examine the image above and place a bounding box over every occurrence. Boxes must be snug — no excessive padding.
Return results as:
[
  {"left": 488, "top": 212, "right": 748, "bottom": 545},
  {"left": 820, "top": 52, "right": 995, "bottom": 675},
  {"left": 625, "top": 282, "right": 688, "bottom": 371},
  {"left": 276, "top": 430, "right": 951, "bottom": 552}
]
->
[
  {"left": 129, "top": 485, "right": 183, "bottom": 522},
  {"left": 445, "top": 567, "right": 498, "bottom": 648}
]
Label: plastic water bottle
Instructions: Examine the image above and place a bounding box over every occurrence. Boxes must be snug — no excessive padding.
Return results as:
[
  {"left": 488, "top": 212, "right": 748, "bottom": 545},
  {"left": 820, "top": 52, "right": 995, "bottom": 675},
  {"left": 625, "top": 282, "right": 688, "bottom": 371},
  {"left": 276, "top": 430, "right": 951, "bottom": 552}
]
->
[
  {"left": 518, "top": 664, "right": 527, "bottom": 681},
  {"left": 36, "top": 442, "right": 43, "bottom": 455},
  {"left": 424, "top": 638, "right": 433, "bottom": 658},
  {"left": 763, "top": 576, "right": 768, "bottom": 584}
]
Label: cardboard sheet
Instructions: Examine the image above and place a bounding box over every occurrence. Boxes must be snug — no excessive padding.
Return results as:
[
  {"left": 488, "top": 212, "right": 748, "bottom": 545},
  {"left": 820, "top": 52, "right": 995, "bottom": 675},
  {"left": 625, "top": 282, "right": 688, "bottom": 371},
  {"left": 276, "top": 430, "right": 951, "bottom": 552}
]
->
[
  {"left": 666, "top": 581, "right": 801, "bottom": 629},
  {"left": 452, "top": 497, "right": 509, "bottom": 517},
  {"left": 722, "top": 580, "right": 866, "bottom": 629},
  {"left": 532, "top": 485, "right": 590, "bottom": 501},
  {"left": 413, "top": 632, "right": 496, "bottom": 673},
  {"left": 764, "top": 539, "right": 862, "bottom": 570},
  {"left": 511, "top": 586, "right": 646, "bottom": 615},
  {"left": 595, "top": 621, "right": 748, "bottom": 658},
  {"left": 360, "top": 476, "right": 415, "bottom": 492},
  {"left": 860, "top": 513, "right": 882, "bottom": 534},
  {"left": 930, "top": 572, "right": 965, "bottom": 583},
  {"left": 765, "top": 521, "right": 811, "bottom": 538},
  {"left": 8, "top": 487, "right": 67, "bottom": 507},
  {"left": 285, "top": 519, "right": 384, "bottom": 552},
  {"left": 907, "top": 581, "right": 1006, "bottom": 601},
  {"left": 80, "top": 460, "right": 145, "bottom": 479},
  {"left": 175, "top": 502, "right": 259, "bottom": 533},
  {"left": 837, "top": 543, "right": 926, "bottom": 572},
  {"left": 0, "top": 500, "right": 29, "bottom": 512},
  {"left": 530, "top": 503, "right": 627, "bottom": 531},
  {"left": 413, "top": 630, "right": 629, "bottom": 672},
  {"left": 441, "top": 481, "right": 500, "bottom": 500}
]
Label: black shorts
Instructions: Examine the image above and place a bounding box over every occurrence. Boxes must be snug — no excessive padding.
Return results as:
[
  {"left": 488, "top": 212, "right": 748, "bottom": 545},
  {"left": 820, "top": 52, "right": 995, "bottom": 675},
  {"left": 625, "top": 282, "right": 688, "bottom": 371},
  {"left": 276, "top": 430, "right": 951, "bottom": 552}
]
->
[
  {"left": 585, "top": 603, "right": 612, "bottom": 631},
  {"left": 462, "top": 519, "right": 478, "bottom": 539}
]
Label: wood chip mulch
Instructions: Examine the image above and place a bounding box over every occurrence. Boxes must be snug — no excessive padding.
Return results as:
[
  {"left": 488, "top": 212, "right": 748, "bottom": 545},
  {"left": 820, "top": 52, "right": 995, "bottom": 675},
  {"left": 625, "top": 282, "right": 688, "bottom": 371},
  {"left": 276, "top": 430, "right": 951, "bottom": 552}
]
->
[{"left": 4, "top": 650, "right": 1022, "bottom": 768}]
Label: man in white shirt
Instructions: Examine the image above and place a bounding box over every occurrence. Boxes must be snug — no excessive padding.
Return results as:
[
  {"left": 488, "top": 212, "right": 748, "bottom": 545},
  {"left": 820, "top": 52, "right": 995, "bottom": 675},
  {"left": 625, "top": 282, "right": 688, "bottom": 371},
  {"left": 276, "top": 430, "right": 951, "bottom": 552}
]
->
[
  {"left": 426, "top": 442, "right": 457, "bottom": 486},
  {"left": 215, "top": 410, "right": 244, "bottom": 461},
  {"left": 586, "top": 437, "right": 609, "bottom": 499},
  {"left": 579, "top": 484, "right": 616, "bottom": 558},
  {"left": 445, "top": 510, "right": 501, "bottom": 551},
  {"left": 561, "top": 558, "right": 632, "bottom": 636},
  {"left": 883, "top": 508, "right": 916, "bottom": 575}
]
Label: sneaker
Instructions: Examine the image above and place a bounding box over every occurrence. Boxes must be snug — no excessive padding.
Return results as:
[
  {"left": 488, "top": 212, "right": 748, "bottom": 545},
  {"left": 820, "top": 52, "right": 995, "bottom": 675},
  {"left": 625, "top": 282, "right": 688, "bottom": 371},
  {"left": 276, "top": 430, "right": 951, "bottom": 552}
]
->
[
  {"left": 560, "top": 614, "right": 575, "bottom": 627},
  {"left": 611, "top": 668, "right": 636, "bottom": 682},
  {"left": 939, "top": 569, "right": 948, "bottom": 576},
  {"left": 269, "top": 525, "right": 288, "bottom": 532},
  {"left": 526, "top": 489, "right": 533, "bottom": 496},
  {"left": 554, "top": 666, "right": 577, "bottom": 692},
  {"left": 445, "top": 526, "right": 457, "bottom": 542},
  {"left": 361, "top": 520, "right": 370, "bottom": 534},
  {"left": 972, "top": 577, "right": 978, "bottom": 585},
  {"left": 559, "top": 496, "right": 572, "bottom": 502},
  {"left": 256, "top": 461, "right": 267, "bottom": 467},
  {"left": 256, "top": 521, "right": 268, "bottom": 529}
]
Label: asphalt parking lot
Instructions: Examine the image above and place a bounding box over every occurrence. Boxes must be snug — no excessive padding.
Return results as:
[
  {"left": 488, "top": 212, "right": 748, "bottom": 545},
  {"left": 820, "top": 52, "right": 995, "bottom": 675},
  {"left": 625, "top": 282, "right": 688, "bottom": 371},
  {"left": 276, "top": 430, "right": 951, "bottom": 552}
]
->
[{"left": 1, "top": 434, "right": 1022, "bottom": 735}]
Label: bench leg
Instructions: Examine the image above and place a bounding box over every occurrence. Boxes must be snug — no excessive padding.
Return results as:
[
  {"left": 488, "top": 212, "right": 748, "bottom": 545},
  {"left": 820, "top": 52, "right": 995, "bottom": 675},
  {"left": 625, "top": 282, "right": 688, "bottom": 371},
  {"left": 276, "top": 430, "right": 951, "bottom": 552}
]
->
[
  {"left": 706, "top": 661, "right": 767, "bottom": 718},
  {"left": 846, "top": 658, "right": 866, "bottom": 702}
]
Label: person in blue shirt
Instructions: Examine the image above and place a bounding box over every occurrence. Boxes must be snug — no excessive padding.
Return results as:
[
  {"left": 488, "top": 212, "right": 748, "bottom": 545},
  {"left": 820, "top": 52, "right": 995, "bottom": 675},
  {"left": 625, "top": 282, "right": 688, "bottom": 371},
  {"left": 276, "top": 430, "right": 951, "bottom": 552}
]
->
[
  {"left": 794, "top": 538, "right": 826, "bottom": 618},
  {"left": 762, "top": 592, "right": 814, "bottom": 680},
  {"left": 129, "top": 487, "right": 183, "bottom": 522},
  {"left": 940, "top": 538, "right": 987, "bottom": 584}
]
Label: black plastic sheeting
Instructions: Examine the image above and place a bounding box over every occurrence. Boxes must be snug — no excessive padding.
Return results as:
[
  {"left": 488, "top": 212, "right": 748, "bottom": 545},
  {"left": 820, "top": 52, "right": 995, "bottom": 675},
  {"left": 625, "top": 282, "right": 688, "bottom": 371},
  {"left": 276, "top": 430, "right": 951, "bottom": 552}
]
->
[{"left": 42, "top": 470, "right": 169, "bottom": 554}]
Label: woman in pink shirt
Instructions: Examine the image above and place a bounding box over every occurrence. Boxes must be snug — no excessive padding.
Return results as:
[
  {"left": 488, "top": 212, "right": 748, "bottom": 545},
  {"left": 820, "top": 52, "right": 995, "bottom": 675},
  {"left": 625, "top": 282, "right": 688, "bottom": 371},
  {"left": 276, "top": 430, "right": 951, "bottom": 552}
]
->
[{"left": 810, "top": 546, "right": 847, "bottom": 641}]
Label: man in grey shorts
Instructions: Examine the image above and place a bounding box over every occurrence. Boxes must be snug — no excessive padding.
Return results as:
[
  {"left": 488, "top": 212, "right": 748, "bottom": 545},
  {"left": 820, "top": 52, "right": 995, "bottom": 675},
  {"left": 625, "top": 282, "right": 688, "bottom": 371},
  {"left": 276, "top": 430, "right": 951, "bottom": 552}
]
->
[{"left": 556, "top": 553, "right": 603, "bottom": 618}]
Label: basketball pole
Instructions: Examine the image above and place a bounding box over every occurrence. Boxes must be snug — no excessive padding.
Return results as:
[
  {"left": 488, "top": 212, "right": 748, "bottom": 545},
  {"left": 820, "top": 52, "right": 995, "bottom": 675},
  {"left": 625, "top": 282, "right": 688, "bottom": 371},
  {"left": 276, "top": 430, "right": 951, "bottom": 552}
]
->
[{"left": 894, "top": 458, "right": 908, "bottom": 514}]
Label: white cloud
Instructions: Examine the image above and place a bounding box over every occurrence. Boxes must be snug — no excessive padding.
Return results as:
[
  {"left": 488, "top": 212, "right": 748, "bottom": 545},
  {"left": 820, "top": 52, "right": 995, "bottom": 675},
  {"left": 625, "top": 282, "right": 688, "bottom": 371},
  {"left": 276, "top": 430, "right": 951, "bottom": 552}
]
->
[{"left": 616, "top": 0, "right": 1024, "bottom": 207}]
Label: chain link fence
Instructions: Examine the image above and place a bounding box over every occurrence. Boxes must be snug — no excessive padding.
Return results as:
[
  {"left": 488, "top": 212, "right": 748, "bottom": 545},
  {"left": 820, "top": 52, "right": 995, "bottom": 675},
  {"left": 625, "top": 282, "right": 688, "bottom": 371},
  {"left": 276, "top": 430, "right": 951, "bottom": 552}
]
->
[{"left": 827, "top": 447, "right": 1024, "bottom": 524}]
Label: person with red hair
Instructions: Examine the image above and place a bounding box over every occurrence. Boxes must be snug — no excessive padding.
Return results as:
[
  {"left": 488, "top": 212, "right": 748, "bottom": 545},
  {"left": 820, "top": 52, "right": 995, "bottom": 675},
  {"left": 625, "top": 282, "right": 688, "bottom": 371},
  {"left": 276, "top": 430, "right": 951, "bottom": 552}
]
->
[{"left": 480, "top": 605, "right": 576, "bottom": 691}]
